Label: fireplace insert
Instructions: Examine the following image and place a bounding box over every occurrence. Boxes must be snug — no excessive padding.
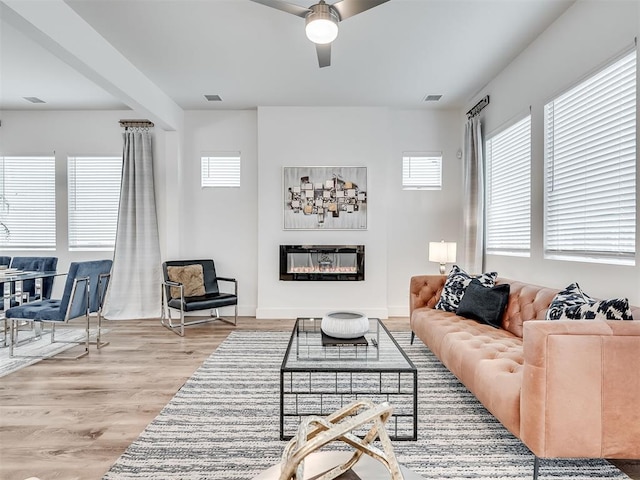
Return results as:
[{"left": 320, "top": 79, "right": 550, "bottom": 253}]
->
[{"left": 279, "top": 245, "right": 365, "bottom": 281}]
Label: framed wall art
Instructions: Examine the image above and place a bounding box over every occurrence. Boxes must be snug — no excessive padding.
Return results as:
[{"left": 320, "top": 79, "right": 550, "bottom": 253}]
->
[{"left": 283, "top": 166, "right": 367, "bottom": 230}]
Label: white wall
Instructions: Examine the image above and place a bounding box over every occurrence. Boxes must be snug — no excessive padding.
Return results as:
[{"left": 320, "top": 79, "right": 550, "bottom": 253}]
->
[
  {"left": 0, "top": 110, "right": 137, "bottom": 296},
  {"left": 179, "top": 110, "right": 258, "bottom": 316},
  {"left": 0, "top": 108, "right": 463, "bottom": 317},
  {"left": 472, "top": 0, "right": 640, "bottom": 304},
  {"left": 387, "top": 109, "right": 463, "bottom": 315},
  {"left": 254, "top": 106, "right": 462, "bottom": 319},
  {"left": 255, "top": 107, "right": 390, "bottom": 319},
  {"left": 4, "top": 0, "right": 638, "bottom": 317}
]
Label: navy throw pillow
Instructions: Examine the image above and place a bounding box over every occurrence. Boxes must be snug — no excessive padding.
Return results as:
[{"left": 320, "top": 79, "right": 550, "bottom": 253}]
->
[
  {"left": 435, "top": 265, "right": 498, "bottom": 312},
  {"left": 456, "top": 278, "right": 510, "bottom": 328}
]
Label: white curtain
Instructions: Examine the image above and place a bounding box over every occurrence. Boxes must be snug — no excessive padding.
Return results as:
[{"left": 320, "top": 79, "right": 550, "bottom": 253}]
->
[
  {"left": 103, "top": 130, "right": 161, "bottom": 319},
  {"left": 462, "top": 115, "right": 484, "bottom": 274}
]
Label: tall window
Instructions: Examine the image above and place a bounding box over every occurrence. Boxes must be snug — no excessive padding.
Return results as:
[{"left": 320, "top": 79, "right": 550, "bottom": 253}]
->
[
  {"left": 544, "top": 49, "right": 636, "bottom": 264},
  {"left": 68, "top": 156, "right": 122, "bottom": 250},
  {"left": 485, "top": 115, "right": 531, "bottom": 256},
  {"left": 402, "top": 152, "right": 442, "bottom": 190},
  {"left": 201, "top": 152, "right": 241, "bottom": 187},
  {"left": 0, "top": 156, "right": 56, "bottom": 249}
]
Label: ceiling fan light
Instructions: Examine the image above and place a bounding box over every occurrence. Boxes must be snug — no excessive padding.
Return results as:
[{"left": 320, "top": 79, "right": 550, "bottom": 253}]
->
[{"left": 305, "top": 8, "right": 339, "bottom": 44}]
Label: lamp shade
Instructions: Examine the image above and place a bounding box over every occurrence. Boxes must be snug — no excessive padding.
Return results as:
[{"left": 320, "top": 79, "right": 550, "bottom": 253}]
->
[{"left": 429, "top": 241, "right": 457, "bottom": 264}]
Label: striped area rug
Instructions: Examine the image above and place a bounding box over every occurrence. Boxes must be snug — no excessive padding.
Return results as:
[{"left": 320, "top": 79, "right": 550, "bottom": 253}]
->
[{"left": 103, "top": 331, "right": 628, "bottom": 480}]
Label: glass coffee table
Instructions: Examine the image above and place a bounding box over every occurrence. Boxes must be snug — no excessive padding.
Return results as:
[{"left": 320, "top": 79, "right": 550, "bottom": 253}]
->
[{"left": 280, "top": 317, "right": 417, "bottom": 441}]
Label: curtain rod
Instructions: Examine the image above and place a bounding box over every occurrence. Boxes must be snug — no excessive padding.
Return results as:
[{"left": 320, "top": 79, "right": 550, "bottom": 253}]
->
[
  {"left": 119, "top": 119, "right": 154, "bottom": 128},
  {"left": 466, "top": 95, "right": 490, "bottom": 118}
]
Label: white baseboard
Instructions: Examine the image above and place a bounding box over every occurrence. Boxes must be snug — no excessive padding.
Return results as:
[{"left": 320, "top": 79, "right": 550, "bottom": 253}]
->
[
  {"left": 387, "top": 305, "right": 410, "bottom": 317},
  {"left": 255, "top": 307, "right": 389, "bottom": 320},
  {"left": 178, "top": 305, "right": 400, "bottom": 319}
]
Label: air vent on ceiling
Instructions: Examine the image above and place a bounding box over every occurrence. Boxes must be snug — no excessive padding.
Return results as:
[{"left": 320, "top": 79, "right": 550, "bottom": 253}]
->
[
  {"left": 423, "top": 94, "right": 442, "bottom": 102},
  {"left": 23, "top": 96, "right": 46, "bottom": 104},
  {"left": 204, "top": 94, "right": 222, "bottom": 102}
]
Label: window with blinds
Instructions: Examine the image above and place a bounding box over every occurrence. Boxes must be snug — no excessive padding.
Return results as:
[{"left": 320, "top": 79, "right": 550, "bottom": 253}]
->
[
  {"left": 402, "top": 153, "right": 442, "bottom": 190},
  {"left": 0, "top": 156, "right": 56, "bottom": 249},
  {"left": 486, "top": 115, "right": 531, "bottom": 256},
  {"left": 201, "top": 153, "right": 241, "bottom": 187},
  {"left": 544, "top": 49, "right": 636, "bottom": 264},
  {"left": 68, "top": 156, "right": 122, "bottom": 250}
]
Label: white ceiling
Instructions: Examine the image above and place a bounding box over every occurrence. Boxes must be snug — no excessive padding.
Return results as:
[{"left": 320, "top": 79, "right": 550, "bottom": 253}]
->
[{"left": 1, "top": 0, "right": 576, "bottom": 113}]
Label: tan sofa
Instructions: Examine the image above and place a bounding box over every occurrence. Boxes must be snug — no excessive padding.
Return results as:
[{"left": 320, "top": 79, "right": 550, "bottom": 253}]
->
[{"left": 410, "top": 275, "right": 640, "bottom": 465}]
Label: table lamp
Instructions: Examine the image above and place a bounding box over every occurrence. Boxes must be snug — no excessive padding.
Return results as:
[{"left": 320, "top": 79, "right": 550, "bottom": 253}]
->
[{"left": 429, "top": 241, "right": 457, "bottom": 275}]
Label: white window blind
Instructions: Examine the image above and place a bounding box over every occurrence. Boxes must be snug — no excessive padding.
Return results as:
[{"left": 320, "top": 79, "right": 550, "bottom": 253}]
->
[
  {"left": 68, "top": 156, "right": 122, "bottom": 250},
  {"left": 0, "top": 156, "right": 56, "bottom": 249},
  {"left": 544, "top": 49, "right": 636, "bottom": 264},
  {"left": 486, "top": 115, "right": 531, "bottom": 256},
  {"left": 402, "top": 153, "right": 442, "bottom": 190},
  {"left": 201, "top": 153, "right": 241, "bottom": 187}
]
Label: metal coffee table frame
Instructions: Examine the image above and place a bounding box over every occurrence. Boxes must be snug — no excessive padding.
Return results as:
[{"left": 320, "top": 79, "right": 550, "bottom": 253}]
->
[{"left": 280, "top": 317, "right": 417, "bottom": 441}]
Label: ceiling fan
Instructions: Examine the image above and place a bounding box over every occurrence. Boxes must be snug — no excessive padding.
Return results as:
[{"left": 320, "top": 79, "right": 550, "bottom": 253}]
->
[{"left": 250, "top": 0, "right": 390, "bottom": 68}]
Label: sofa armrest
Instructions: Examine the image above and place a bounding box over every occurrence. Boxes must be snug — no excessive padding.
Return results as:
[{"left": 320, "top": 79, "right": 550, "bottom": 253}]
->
[
  {"left": 520, "top": 320, "right": 640, "bottom": 459},
  {"left": 409, "top": 275, "right": 447, "bottom": 316}
]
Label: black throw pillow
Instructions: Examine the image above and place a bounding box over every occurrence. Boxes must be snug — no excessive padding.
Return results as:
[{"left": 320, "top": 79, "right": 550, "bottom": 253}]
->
[{"left": 455, "top": 278, "right": 510, "bottom": 328}]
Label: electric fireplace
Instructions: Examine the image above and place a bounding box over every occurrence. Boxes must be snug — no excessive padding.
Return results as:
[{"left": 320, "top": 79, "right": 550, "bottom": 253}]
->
[{"left": 279, "top": 245, "right": 365, "bottom": 281}]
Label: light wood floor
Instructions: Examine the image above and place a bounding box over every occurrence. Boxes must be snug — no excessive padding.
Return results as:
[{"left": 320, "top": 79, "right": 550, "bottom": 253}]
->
[{"left": 0, "top": 317, "right": 637, "bottom": 480}]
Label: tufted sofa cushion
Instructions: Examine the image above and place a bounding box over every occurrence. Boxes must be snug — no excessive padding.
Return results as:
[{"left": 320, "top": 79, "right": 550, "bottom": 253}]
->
[
  {"left": 496, "top": 279, "right": 559, "bottom": 337},
  {"left": 411, "top": 276, "right": 560, "bottom": 339},
  {"left": 409, "top": 275, "right": 445, "bottom": 312},
  {"left": 411, "top": 307, "right": 524, "bottom": 436}
]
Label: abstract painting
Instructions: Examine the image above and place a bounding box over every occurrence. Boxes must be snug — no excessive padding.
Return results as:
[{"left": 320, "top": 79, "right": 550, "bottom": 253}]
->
[{"left": 283, "top": 166, "right": 367, "bottom": 230}]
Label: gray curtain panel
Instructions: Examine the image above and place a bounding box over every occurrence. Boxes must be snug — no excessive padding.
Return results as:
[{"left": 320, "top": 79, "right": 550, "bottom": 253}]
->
[
  {"left": 103, "top": 130, "right": 162, "bottom": 319},
  {"left": 462, "top": 115, "right": 484, "bottom": 274}
]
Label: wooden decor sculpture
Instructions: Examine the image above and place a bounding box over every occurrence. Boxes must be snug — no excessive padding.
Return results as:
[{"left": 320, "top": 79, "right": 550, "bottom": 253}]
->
[{"left": 277, "top": 400, "right": 405, "bottom": 480}]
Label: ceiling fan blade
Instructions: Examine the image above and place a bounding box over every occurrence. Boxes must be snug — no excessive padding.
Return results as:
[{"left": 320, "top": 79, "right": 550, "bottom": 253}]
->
[
  {"left": 331, "top": 0, "right": 390, "bottom": 21},
  {"left": 316, "top": 43, "right": 331, "bottom": 68},
  {"left": 249, "top": 0, "right": 310, "bottom": 18}
]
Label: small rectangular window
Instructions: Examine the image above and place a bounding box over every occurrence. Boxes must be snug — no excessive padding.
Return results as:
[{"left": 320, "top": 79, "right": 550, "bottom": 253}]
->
[
  {"left": 486, "top": 115, "right": 531, "bottom": 257},
  {"left": 201, "top": 152, "right": 241, "bottom": 187},
  {"left": 402, "top": 152, "right": 442, "bottom": 190},
  {"left": 68, "top": 156, "right": 122, "bottom": 250},
  {"left": 0, "top": 155, "right": 56, "bottom": 249}
]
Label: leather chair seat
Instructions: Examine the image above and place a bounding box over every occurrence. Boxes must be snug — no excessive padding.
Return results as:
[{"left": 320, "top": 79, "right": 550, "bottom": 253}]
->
[{"left": 168, "top": 292, "right": 238, "bottom": 312}]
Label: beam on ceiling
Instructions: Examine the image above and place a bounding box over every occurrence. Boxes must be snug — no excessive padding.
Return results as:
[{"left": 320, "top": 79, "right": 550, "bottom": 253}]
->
[{"left": 0, "top": 0, "right": 183, "bottom": 131}]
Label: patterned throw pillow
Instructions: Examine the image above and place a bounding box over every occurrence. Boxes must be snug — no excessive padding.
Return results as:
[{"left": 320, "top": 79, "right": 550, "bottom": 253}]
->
[
  {"left": 545, "top": 283, "right": 594, "bottom": 320},
  {"left": 559, "top": 298, "right": 633, "bottom": 320},
  {"left": 435, "top": 265, "right": 498, "bottom": 312},
  {"left": 547, "top": 283, "right": 634, "bottom": 320}
]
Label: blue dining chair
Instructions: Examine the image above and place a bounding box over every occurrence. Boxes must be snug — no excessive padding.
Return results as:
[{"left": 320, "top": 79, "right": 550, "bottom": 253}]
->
[
  {"left": 0, "top": 255, "right": 11, "bottom": 310},
  {"left": 92, "top": 262, "right": 112, "bottom": 349},
  {"left": 9, "top": 256, "right": 58, "bottom": 302},
  {"left": 6, "top": 259, "right": 112, "bottom": 359},
  {"left": 0, "top": 255, "right": 12, "bottom": 345}
]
